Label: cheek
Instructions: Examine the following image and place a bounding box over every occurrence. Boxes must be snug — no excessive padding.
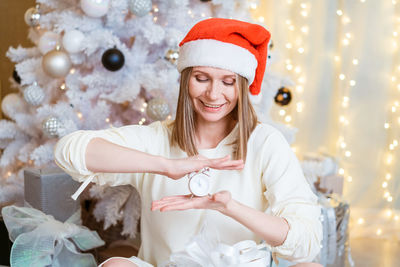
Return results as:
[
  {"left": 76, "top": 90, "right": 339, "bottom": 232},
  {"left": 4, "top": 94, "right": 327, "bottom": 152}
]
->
[
  {"left": 188, "top": 80, "right": 204, "bottom": 98},
  {"left": 227, "top": 88, "right": 239, "bottom": 105}
]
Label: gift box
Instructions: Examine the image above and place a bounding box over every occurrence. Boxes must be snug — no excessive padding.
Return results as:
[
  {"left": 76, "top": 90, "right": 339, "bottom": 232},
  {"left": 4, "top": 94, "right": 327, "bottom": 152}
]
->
[
  {"left": 317, "top": 175, "right": 344, "bottom": 196},
  {"left": 318, "top": 194, "right": 353, "bottom": 267},
  {"left": 272, "top": 194, "right": 353, "bottom": 267},
  {"left": 24, "top": 166, "right": 81, "bottom": 222},
  {"left": 162, "top": 223, "right": 271, "bottom": 267},
  {"left": 300, "top": 153, "right": 344, "bottom": 196}
]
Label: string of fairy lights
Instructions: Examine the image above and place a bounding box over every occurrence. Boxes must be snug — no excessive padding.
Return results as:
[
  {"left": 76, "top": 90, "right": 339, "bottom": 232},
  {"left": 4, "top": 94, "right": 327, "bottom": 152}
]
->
[
  {"left": 252, "top": 0, "right": 308, "bottom": 155},
  {"left": 380, "top": 0, "right": 400, "bottom": 224},
  {"left": 252, "top": 0, "right": 399, "bottom": 236},
  {"left": 334, "top": 0, "right": 354, "bottom": 194},
  {"left": 282, "top": 1, "right": 308, "bottom": 131}
]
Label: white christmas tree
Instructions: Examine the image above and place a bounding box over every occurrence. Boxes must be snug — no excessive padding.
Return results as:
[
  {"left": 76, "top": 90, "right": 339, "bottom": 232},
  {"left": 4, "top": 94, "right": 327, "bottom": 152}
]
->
[{"left": 1, "top": 0, "right": 296, "bottom": 238}]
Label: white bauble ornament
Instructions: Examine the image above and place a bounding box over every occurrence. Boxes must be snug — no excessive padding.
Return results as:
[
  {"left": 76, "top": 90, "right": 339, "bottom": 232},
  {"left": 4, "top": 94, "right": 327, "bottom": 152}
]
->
[
  {"left": 42, "top": 116, "right": 64, "bottom": 137},
  {"left": 188, "top": 168, "right": 210, "bottom": 197},
  {"left": 24, "top": 6, "right": 40, "bottom": 27},
  {"left": 146, "top": 98, "right": 170, "bottom": 121},
  {"left": 38, "top": 32, "right": 60, "bottom": 54},
  {"left": 42, "top": 50, "right": 72, "bottom": 78},
  {"left": 1, "top": 93, "right": 27, "bottom": 117},
  {"left": 62, "top": 30, "right": 85, "bottom": 53},
  {"left": 128, "top": 0, "right": 152, "bottom": 17},
  {"left": 23, "top": 83, "right": 45, "bottom": 106},
  {"left": 81, "top": 0, "right": 110, "bottom": 18}
]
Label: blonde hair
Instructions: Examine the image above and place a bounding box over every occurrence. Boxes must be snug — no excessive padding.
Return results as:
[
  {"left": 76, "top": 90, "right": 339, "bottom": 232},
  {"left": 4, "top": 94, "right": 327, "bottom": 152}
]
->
[{"left": 170, "top": 67, "right": 258, "bottom": 161}]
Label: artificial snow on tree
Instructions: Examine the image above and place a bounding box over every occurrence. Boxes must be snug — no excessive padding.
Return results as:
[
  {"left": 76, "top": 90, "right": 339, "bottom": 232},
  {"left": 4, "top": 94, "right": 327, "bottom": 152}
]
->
[{"left": 1, "top": 0, "right": 298, "bottom": 240}]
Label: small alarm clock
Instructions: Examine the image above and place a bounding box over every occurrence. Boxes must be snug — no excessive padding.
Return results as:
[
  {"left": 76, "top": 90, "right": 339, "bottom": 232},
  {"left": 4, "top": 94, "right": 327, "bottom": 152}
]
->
[{"left": 188, "top": 168, "right": 210, "bottom": 197}]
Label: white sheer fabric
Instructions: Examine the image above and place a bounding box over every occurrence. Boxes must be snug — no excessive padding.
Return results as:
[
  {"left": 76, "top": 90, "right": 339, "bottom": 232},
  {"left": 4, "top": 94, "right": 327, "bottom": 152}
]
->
[{"left": 257, "top": 0, "right": 400, "bottom": 239}]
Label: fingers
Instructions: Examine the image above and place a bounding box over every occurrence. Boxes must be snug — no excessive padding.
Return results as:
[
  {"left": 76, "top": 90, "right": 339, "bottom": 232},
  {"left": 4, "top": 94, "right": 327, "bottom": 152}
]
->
[
  {"left": 158, "top": 201, "right": 194, "bottom": 212},
  {"left": 151, "top": 195, "right": 211, "bottom": 211},
  {"left": 205, "top": 155, "right": 244, "bottom": 169},
  {"left": 152, "top": 199, "right": 193, "bottom": 211},
  {"left": 151, "top": 195, "right": 191, "bottom": 211},
  {"left": 210, "top": 159, "right": 244, "bottom": 170},
  {"left": 212, "top": 191, "right": 232, "bottom": 204}
]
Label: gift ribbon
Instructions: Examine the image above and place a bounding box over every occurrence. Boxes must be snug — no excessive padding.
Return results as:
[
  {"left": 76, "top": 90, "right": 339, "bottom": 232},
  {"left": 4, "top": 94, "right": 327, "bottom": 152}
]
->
[
  {"left": 1, "top": 205, "right": 105, "bottom": 267},
  {"left": 71, "top": 174, "right": 96, "bottom": 200}
]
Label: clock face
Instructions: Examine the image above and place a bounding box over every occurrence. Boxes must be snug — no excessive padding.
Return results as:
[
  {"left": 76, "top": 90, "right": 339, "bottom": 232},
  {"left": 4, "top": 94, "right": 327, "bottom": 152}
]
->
[{"left": 188, "top": 173, "right": 210, "bottom": 196}]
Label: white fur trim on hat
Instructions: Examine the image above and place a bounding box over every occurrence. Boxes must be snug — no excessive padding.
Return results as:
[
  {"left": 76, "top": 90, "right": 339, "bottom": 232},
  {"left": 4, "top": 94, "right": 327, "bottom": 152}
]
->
[{"left": 177, "top": 39, "right": 258, "bottom": 84}]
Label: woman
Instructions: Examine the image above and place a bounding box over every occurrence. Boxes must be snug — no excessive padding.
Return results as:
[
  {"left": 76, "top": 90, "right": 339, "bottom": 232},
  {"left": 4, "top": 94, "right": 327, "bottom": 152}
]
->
[{"left": 54, "top": 18, "right": 322, "bottom": 266}]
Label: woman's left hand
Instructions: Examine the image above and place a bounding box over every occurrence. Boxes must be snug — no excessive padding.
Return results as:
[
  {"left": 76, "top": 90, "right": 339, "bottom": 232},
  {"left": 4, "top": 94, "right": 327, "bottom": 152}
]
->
[{"left": 151, "top": 191, "right": 232, "bottom": 213}]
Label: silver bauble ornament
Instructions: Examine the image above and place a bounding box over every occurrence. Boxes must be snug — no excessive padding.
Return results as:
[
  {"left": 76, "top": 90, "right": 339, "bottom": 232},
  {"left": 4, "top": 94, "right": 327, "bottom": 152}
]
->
[
  {"left": 165, "top": 49, "right": 179, "bottom": 65},
  {"left": 128, "top": 0, "right": 152, "bottom": 17},
  {"left": 23, "top": 83, "right": 45, "bottom": 106},
  {"left": 24, "top": 6, "right": 41, "bottom": 27},
  {"left": 1, "top": 93, "right": 27, "bottom": 118},
  {"left": 42, "top": 50, "right": 72, "bottom": 78},
  {"left": 42, "top": 116, "right": 64, "bottom": 137},
  {"left": 146, "top": 98, "right": 170, "bottom": 121},
  {"left": 81, "top": 0, "right": 110, "bottom": 18}
]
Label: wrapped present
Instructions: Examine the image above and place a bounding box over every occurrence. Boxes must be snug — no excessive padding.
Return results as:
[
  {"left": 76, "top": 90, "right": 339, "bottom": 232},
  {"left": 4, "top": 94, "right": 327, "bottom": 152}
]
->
[
  {"left": 300, "top": 153, "right": 344, "bottom": 195},
  {"left": 272, "top": 194, "right": 353, "bottom": 267},
  {"left": 24, "top": 166, "right": 81, "bottom": 222},
  {"left": 318, "top": 194, "right": 354, "bottom": 267},
  {"left": 317, "top": 175, "right": 344, "bottom": 195},
  {"left": 161, "top": 223, "right": 270, "bottom": 267},
  {"left": 1, "top": 205, "right": 105, "bottom": 267}
]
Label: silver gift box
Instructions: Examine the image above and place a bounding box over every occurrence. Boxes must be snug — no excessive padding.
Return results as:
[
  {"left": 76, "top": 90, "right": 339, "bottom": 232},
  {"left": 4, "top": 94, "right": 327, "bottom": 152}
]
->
[{"left": 24, "top": 167, "right": 81, "bottom": 222}]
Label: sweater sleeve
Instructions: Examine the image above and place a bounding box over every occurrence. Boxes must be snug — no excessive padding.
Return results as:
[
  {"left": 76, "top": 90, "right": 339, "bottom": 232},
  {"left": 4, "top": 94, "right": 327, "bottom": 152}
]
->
[
  {"left": 54, "top": 121, "right": 164, "bottom": 191},
  {"left": 260, "top": 130, "right": 322, "bottom": 263}
]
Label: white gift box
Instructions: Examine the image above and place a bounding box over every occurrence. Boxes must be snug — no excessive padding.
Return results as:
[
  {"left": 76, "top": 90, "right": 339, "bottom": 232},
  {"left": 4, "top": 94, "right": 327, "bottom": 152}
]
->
[{"left": 164, "top": 233, "right": 271, "bottom": 267}]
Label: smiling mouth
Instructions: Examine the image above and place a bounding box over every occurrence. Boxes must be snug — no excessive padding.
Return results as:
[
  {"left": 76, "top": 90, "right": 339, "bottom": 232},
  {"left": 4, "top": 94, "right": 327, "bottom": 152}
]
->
[{"left": 200, "top": 100, "right": 225, "bottom": 108}]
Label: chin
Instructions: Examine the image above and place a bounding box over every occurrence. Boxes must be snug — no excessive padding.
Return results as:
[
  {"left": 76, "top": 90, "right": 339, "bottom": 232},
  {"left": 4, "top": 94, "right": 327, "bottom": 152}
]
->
[{"left": 197, "top": 111, "right": 231, "bottom": 123}]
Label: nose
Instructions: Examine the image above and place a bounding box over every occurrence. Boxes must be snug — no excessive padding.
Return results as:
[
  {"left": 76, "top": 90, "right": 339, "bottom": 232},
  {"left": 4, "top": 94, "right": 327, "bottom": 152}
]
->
[{"left": 206, "top": 81, "right": 220, "bottom": 100}]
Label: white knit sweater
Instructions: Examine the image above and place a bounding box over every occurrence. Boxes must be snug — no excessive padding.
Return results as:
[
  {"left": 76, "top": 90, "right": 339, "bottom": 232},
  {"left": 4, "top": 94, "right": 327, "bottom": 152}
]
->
[{"left": 54, "top": 121, "right": 322, "bottom": 265}]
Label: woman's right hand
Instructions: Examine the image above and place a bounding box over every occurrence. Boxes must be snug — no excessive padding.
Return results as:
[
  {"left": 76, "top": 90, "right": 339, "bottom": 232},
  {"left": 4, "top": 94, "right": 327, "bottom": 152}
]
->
[{"left": 163, "top": 154, "right": 244, "bottom": 180}]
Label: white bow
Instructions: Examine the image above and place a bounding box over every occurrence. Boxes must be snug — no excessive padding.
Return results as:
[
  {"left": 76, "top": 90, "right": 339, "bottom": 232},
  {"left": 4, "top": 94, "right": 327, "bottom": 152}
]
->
[
  {"left": 167, "top": 233, "right": 270, "bottom": 267},
  {"left": 1, "top": 205, "right": 105, "bottom": 267}
]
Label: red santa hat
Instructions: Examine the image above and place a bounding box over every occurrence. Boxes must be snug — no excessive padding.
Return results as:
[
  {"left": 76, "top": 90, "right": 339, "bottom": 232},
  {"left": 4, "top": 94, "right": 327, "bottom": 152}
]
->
[{"left": 177, "top": 18, "right": 271, "bottom": 95}]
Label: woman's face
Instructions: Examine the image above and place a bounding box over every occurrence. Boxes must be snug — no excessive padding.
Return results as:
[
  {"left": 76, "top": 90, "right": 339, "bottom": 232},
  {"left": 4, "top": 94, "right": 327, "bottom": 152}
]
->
[{"left": 188, "top": 66, "right": 238, "bottom": 124}]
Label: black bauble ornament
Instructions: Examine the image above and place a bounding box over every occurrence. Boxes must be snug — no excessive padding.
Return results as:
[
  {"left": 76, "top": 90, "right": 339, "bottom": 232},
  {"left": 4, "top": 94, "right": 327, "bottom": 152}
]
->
[
  {"left": 101, "top": 48, "right": 125, "bottom": 71},
  {"left": 13, "top": 68, "right": 21, "bottom": 84},
  {"left": 200, "top": 0, "right": 211, "bottom": 2},
  {"left": 274, "top": 87, "right": 292, "bottom": 106}
]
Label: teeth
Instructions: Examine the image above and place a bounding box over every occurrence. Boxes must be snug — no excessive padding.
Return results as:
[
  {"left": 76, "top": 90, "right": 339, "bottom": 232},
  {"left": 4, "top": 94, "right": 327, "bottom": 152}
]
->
[{"left": 203, "top": 102, "right": 223, "bottom": 108}]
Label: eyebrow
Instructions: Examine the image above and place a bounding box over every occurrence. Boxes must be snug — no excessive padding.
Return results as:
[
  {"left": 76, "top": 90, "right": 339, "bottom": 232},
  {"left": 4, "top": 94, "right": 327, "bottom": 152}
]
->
[{"left": 192, "top": 70, "right": 236, "bottom": 79}]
